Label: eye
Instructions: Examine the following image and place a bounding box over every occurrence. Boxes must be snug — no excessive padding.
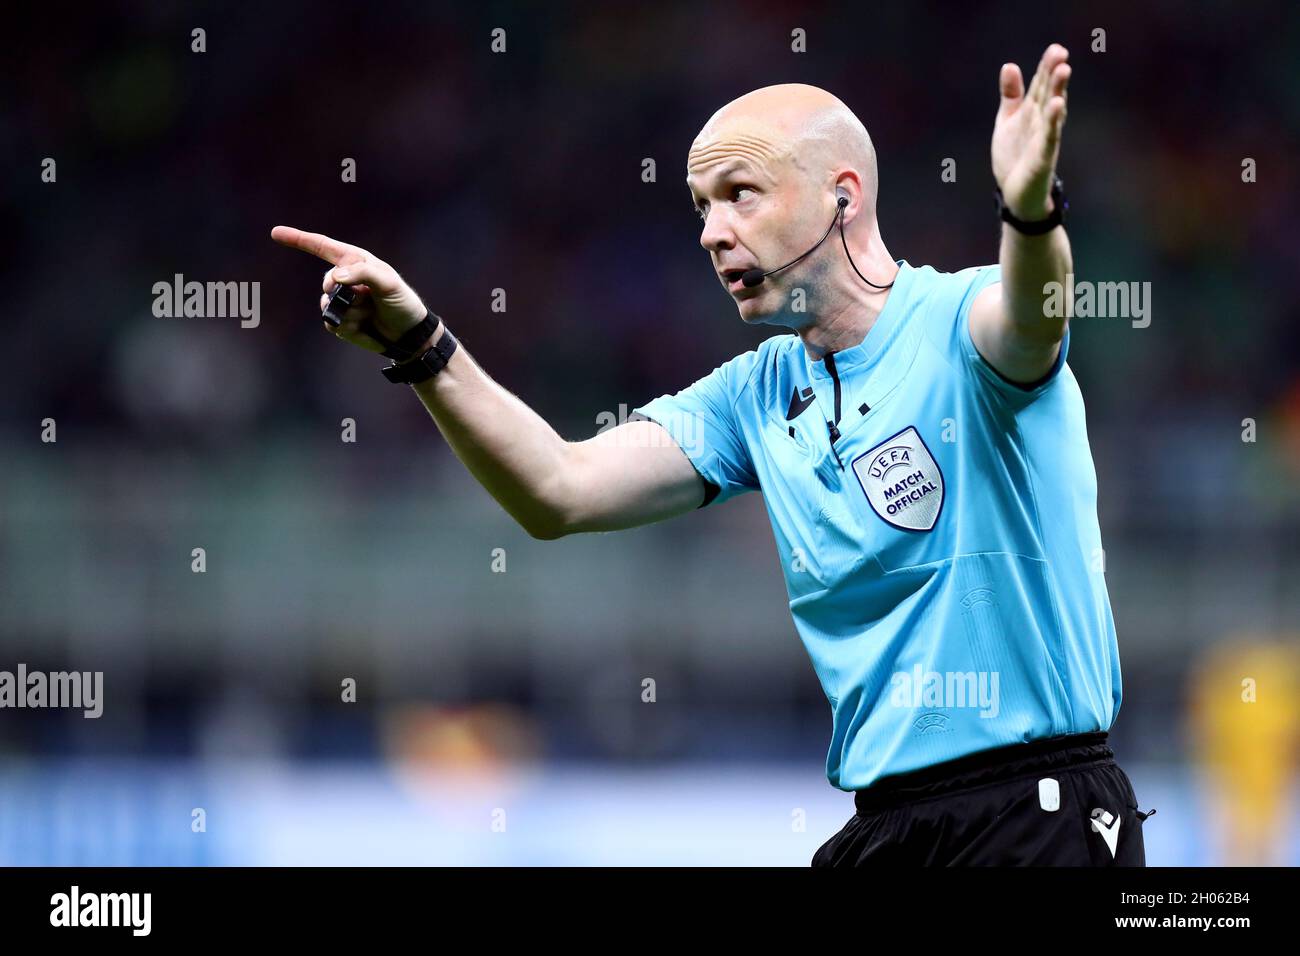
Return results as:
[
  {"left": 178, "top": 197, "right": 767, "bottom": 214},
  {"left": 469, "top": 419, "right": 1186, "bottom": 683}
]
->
[{"left": 694, "top": 184, "right": 756, "bottom": 221}]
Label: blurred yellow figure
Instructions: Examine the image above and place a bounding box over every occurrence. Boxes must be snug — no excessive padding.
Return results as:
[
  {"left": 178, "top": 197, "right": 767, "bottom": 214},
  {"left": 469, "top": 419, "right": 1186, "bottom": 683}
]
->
[{"left": 1190, "top": 637, "right": 1300, "bottom": 865}]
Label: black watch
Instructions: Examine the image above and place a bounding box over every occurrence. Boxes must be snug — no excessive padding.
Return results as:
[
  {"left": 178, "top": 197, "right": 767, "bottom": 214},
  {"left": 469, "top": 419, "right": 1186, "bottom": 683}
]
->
[
  {"left": 994, "top": 175, "right": 1067, "bottom": 235},
  {"left": 382, "top": 324, "right": 458, "bottom": 384}
]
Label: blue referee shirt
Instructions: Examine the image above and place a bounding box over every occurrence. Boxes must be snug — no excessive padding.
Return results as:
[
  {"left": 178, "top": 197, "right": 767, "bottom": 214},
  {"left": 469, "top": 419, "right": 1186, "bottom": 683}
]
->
[{"left": 633, "top": 260, "right": 1122, "bottom": 790}]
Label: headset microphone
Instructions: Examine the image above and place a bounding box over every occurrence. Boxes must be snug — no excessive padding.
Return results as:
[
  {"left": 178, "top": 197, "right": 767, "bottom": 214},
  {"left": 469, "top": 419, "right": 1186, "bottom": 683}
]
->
[{"left": 739, "top": 193, "right": 894, "bottom": 291}]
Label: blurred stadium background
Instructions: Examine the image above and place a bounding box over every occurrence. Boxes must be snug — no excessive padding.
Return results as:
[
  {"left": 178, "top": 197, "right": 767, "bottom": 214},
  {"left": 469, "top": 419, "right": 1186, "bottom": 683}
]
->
[{"left": 2, "top": 1, "right": 1298, "bottom": 865}]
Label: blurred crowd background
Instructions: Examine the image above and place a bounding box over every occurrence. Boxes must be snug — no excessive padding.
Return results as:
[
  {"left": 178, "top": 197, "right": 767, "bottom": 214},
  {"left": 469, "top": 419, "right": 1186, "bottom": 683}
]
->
[{"left": 2, "top": 0, "right": 1298, "bottom": 864}]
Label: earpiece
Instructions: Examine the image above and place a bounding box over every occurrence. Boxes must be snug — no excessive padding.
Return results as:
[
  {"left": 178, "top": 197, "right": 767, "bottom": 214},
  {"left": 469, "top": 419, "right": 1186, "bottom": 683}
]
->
[{"left": 741, "top": 185, "right": 893, "bottom": 291}]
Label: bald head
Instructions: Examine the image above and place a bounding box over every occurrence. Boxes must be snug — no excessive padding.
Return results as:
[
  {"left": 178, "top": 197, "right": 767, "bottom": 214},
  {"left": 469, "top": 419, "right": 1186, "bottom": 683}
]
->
[
  {"left": 687, "top": 83, "right": 878, "bottom": 214},
  {"left": 687, "top": 84, "right": 893, "bottom": 326}
]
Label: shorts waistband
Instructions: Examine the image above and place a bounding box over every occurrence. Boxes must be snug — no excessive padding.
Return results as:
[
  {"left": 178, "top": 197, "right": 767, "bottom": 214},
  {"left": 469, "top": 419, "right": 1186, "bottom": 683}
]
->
[{"left": 853, "top": 731, "right": 1112, "bottom": 816}]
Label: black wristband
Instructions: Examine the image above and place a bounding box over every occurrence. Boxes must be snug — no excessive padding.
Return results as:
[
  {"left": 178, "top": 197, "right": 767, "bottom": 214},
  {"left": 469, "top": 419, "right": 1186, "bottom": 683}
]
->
[
  {"left": 359, "top": 311, "right": 440, "bottom": 362},
  {"left": 994, "top": 175, "right": 1067, "bottom": 235},
  {"left": 381, "top": 324, "right": 458, "bottom": 385}
]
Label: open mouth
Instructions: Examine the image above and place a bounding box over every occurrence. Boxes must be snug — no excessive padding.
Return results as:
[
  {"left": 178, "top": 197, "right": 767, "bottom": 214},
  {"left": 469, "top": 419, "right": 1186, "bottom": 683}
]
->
[{"left": 722, "top": 269, "right": 751, "bottom": 291}]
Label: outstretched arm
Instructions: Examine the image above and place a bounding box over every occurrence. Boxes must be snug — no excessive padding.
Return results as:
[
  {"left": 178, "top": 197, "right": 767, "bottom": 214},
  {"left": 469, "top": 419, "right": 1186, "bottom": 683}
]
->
[{"left": 271, "top": 226, "right": 707, "bottom": 538}]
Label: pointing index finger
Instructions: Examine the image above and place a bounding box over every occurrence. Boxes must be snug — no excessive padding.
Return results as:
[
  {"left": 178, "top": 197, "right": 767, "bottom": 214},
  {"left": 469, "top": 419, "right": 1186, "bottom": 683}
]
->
[{"left": 270, "top": 225, "right": 355, "bottom": 265}]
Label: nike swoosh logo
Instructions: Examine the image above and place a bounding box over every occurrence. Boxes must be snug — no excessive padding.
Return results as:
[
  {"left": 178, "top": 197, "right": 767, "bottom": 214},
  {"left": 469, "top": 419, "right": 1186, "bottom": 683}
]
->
[{"left": 786, "top": 386, "right": 816, "bottom": 421}]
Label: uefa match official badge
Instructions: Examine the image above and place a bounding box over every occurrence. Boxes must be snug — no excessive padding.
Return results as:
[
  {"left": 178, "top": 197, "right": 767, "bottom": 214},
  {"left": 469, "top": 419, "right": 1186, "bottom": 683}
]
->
[{"left": 851, "top": 426, "right": 945, "bottom": 531}]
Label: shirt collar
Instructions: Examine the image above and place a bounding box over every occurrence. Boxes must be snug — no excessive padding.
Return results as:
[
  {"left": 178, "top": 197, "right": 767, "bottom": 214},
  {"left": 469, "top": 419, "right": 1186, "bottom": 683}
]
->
[{"left": 804, "top": 259, "right": 913, "bottom": 381}]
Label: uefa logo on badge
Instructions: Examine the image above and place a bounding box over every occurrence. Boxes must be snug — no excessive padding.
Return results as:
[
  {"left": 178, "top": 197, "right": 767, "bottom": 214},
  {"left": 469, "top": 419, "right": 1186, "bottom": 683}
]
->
[{"left": 851, "top": 426, "right": 945, "bottom": 531}]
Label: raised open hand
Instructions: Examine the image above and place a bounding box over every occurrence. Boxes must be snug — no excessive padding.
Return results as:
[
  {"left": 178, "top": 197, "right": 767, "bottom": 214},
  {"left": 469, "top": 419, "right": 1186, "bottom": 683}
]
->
[{"left": 992, "top": 44, "right": 1071, "bottom": 221}]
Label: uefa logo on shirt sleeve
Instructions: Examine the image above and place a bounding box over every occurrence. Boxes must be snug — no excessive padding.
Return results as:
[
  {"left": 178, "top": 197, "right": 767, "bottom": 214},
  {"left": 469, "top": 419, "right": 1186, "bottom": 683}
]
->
[{"left": 851, "top": 426, "right": 945, "bottom": 531}]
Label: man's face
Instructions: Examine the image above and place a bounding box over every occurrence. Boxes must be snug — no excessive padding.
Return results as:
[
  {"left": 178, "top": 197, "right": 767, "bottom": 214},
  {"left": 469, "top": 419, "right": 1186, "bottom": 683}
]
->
[{"left": 687, "top": 118, "right": 817, "bottom": 324}]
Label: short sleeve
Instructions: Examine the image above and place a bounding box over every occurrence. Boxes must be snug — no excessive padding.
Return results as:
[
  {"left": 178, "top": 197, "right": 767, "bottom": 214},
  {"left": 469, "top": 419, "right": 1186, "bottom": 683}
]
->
[
  {"left": 631, "top": 351, "right": 761, "bottom": 508},
  {"left": 939, "top": 263, "right": 1071, "bottom": 406}
]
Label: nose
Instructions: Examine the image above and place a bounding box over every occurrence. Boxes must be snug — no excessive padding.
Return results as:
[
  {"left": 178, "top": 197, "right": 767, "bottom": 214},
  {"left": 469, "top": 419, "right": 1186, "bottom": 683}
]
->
[{"left": 699, "top": 206, "right": 736, "bottom": 255}]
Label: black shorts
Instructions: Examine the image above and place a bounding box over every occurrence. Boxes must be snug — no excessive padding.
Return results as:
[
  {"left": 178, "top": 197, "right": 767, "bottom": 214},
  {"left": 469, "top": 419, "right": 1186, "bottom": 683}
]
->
[{"left": 811, "top": 731, "right": 1153, "bottom": 866}]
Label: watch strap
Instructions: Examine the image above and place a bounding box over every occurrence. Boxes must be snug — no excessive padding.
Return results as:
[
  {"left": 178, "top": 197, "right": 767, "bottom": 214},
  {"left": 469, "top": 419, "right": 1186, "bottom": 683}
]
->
[
  {"left": 361, "top": 311, "right": 440, "bottom": 361},
  {"left": 382, "top": 325, "right": 458, "bottom": 384},
  {"left": 995, "top": 175, "right": 1067, "bottom": 235}
]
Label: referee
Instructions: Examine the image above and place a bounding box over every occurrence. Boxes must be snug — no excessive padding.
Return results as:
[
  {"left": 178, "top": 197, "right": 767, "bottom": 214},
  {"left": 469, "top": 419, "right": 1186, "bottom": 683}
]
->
[{"left": 272, "top": 43, "right": 1150, "bottom": 866}]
